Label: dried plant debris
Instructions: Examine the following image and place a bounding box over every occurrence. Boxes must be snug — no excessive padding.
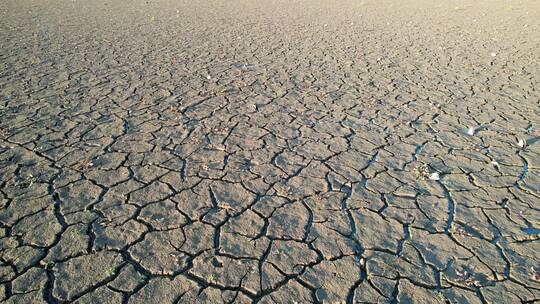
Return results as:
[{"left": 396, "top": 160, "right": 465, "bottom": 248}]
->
[
  {"left": 413, "top": 164, "right": 431, "bottom": 179},
  {"left": 0, "top": 128, "right": 9, "bottom": 138},
  {"left": 72, "top": 159, "right": 94, "bottom": 171},
  {"left": 14, "top": 173, "right": 37, "bottom": 189},
  {"left": 455, "top": 270, "right": 481, "bottom": 287}
]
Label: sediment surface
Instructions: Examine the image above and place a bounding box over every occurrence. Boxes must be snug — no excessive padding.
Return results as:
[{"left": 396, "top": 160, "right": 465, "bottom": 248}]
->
[{"left": 1, "top": 0, "right": 539, "bottom": 302}]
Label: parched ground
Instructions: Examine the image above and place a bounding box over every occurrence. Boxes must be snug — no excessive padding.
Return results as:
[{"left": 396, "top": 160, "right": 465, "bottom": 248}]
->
[{"left": 1, "top": 0, "right": 539, "bottom": 303}]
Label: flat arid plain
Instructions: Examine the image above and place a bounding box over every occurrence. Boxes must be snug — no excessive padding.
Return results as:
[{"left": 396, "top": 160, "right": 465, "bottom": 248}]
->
[{"left": 1, "top": 0, "right": 539, "bottom": 303}]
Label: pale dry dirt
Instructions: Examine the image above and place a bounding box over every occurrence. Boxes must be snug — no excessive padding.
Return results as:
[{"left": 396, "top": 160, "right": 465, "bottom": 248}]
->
[{"left": 1, "top": 0, "right": 540, "bottom": 303}]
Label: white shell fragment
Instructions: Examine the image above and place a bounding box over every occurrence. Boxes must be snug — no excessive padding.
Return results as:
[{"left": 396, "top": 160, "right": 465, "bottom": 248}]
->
[{"left": 428, "top": 172, "right": 440, "bottom": 181}]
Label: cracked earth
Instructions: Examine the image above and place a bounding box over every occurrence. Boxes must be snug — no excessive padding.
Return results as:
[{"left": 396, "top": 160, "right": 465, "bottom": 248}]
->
[{"left": 1, "top": 0, "right": 540, "bottom": 303}]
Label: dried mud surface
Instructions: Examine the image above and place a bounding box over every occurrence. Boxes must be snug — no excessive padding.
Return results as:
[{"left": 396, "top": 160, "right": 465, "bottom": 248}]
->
[{"left": 1, "top": 0, "right": 540, "bottom": 303}]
